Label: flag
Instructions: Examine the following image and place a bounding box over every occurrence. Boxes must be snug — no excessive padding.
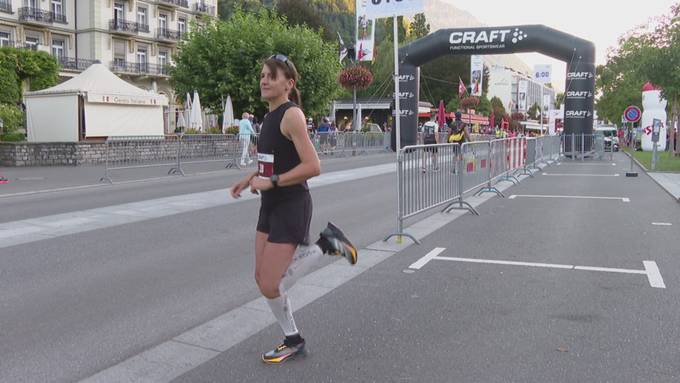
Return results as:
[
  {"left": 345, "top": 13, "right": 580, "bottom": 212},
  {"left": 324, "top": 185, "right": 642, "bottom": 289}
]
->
[
  {"left": 338, "top": 32, "right": 348, "bottom": 63},
  {"left": 458, "top": 77, "right": 467, "bottom": 98}
]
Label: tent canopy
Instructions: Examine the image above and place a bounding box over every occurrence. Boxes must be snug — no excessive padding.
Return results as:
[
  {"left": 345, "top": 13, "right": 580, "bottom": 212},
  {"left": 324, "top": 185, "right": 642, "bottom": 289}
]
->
[{"left": 25, "top": 63, "right": 167, "bottom": 105}]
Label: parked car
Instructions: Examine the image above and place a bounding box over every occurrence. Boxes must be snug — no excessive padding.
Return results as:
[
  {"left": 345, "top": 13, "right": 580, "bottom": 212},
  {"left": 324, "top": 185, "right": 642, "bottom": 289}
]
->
[{"left": 595, "top": 126, "right": 619, "bottom": 152}]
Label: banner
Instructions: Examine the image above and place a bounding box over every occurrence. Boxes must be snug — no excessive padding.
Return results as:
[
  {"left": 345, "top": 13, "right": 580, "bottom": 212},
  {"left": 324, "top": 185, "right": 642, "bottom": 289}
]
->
[
  {"left": 543, "top": 94, "right": 551, "bottom": 110},
  {"left": 365, "top": 0, "right": 424, "bottom": 19},
  {"left": 356, "top": 0, "right": 375, "bottom": 61},
  {"left": 470, "top": 55, "right": 484, "bottom": 97},
  {"left": 533, "top": 64, "right": 552, "bottom": 85},
  {"left": 517, "top": 79, "right": 528, "bottom": 111}
]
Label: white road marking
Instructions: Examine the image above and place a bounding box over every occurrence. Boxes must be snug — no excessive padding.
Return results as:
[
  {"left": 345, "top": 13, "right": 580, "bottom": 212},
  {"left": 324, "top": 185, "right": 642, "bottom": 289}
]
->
[
  {"left": 417, "top": 253, "right": 666, "bottom": 289},
  {"left": 409, "top": 247, "right": 446, "bottom": 270},
  {"left": 643, "top": 261, "right": 666, "bottom": 289},
  {"left": 0, "top": 163, "right": 396, "bottom": 249},
  {"left": 509, "top": 194, "right": 630, "bottom": 203},
  {"left": 542, "top": 173, "right": 620, "bottom": 177},
  {"left": 652, "top": 222, "right": 673, "bottom": 226}
]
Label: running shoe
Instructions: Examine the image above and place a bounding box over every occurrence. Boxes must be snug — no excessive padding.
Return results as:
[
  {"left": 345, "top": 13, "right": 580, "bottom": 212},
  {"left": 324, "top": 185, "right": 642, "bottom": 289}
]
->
[
  {"left": 320, "top": 222, "right": 358, "bottom": 265},
  {"left": 262, "top": 340, "right": 306, "bottom": 364}
]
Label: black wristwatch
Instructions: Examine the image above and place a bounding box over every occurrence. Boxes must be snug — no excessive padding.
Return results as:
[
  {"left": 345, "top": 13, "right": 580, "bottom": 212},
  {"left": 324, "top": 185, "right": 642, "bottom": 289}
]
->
[{"left": 270, "top": 174, "right": 279, "bottom": 188}]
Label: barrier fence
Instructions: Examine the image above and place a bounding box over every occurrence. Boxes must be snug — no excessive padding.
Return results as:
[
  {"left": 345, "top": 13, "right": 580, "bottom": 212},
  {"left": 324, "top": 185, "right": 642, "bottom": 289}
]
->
[
  {"left": 560, "top": 133, "right": 611, "bottom": 161},
  {"left": 385, "top": 135, "right": 563, "bottom": 243},
  {"left": 101, "top": 132, "right": 393, "bottom": 182}
]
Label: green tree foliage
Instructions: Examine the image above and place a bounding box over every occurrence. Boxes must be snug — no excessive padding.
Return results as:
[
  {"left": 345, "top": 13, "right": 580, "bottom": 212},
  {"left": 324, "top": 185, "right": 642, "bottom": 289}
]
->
[
  {"left": 275, "top": 0, "right": 335, "bottom": 41},
  {"left": 490, "top": 96, "right": 507, "bottom": 126},
  {"left": 527, "top": 103, "right": 540, "bottom": 120},
  {"left": 410, "top": 13, "right": 430, "bottom": 38},
  {"left": 554, "top": 92, "right": 565, "bottom": 109},
  {"left": 596, "top": 3, "right": 680, "bottom": 125},
  {"left": 0, "top": 47, "right": 59, "bottom": 104},
  {"left": 172, "top": 10, "right": 342, "bottom": 118},
  {"left": 0, "top": 104, "right": 25, "bottom": 140}
]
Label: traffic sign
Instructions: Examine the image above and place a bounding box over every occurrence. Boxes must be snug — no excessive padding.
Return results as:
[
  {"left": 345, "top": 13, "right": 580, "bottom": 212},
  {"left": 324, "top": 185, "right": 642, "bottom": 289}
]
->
[{"left": 624, "top": 106, "right": 641, "bottom": 123}]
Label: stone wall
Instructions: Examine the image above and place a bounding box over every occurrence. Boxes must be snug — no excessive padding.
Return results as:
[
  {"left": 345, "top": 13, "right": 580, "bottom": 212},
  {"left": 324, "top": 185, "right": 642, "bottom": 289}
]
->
[{"left": 0, "top": 136, "right": 241, "bottom": 167}]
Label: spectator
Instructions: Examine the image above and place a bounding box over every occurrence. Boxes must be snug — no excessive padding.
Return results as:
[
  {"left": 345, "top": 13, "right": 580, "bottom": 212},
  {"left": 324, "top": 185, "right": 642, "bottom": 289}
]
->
[{"left": 239, "top": 112, "right": 255, "bottom": 167}]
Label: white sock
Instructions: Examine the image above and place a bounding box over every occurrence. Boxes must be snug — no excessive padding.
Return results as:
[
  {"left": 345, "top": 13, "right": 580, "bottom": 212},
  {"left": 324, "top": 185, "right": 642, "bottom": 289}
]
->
[
  {"left": 266, "top": 293, "right": 298, "bottom": 337},
  {"left": 280, "top": 244, "right": 324, "bottom": 292}
]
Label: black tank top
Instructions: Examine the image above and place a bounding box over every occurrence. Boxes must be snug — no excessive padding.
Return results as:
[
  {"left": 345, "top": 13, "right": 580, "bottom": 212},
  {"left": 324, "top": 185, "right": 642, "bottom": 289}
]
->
[{"left": 257, "top": 101, "right": 309, "bottom": 204}]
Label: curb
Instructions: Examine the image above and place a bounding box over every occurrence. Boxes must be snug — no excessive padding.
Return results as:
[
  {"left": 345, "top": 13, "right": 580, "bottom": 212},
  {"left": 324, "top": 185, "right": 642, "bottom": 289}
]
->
[{"left": 623, "top": 151, "right": 680, "bottom": 203}]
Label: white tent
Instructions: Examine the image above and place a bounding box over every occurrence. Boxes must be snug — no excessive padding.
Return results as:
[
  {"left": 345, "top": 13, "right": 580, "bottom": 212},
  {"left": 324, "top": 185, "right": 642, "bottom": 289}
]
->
[{"left": 24, "top": 63, "right": 168, "bottom": 142}]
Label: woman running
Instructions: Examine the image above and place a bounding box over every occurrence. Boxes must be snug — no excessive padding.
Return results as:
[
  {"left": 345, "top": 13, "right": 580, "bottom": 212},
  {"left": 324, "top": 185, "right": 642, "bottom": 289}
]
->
[{"left": 230, "top": 54, "right": 358, "bottom": 364}]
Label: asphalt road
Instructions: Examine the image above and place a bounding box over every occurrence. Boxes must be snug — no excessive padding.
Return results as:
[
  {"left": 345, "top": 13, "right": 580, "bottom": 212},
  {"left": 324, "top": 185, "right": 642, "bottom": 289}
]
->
[
  {"left": 172, "top": 153, "right": 680, "bottom": 383},
  {"left": 0, "top": 155, "right": 403, "bottom": 383},
  {"left": 3, "top": 152, "right": 679, "bottom": 382}
]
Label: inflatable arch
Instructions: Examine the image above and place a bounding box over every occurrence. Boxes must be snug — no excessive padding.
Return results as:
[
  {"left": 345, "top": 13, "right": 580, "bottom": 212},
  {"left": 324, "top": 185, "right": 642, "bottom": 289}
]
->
[{"left": 393, "top": 25, "right": 595, "bottom": 149}]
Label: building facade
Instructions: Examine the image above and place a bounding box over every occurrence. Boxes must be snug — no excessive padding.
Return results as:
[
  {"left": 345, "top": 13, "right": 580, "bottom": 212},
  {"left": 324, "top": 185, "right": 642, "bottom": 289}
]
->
[
  {"left": 0, "top": 0, "right": 217, "bottom": 133},
  {"left": 487, "top": 64, "right": 556, "bottom": 118}
]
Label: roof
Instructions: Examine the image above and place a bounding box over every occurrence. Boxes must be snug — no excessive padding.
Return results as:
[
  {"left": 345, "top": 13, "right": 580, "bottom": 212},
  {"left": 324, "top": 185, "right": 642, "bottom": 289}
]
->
[{"left": 25, "top": 63, "right": 167, "bottom": 101}]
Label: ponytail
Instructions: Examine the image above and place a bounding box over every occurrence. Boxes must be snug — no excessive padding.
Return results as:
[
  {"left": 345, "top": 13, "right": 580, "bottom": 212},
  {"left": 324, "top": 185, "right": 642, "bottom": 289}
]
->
[{"left": 289, "top": 86, "right": 302, "bottom": 107}]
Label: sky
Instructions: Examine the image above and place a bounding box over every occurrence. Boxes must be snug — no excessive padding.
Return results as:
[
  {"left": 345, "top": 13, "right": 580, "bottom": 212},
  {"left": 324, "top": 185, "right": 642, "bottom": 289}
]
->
[{"left": 454, "top": 0, "right": 677, "bottom": 91}]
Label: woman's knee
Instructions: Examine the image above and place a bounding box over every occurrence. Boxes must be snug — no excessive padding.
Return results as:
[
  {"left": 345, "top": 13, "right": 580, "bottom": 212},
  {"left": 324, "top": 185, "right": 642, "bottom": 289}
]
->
[{"left": 258, "top": 280, "right": 281, "bottom": 299}]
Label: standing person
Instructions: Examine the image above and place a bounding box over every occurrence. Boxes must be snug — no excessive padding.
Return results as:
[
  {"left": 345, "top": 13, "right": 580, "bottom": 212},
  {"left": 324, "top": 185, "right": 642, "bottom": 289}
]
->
[
  {"left": 239, "top": 112, "right": 256, "bottom": 167},
  {"left": 448, "top": 111, "right": 470, "bottom": 144},
  {"left": 317, "top": 117, "right": 331, "bottom": 154},
  {"left": 421, "top": 120, "right": 439, "bottom": 172},
  {"left": 230, "top": 54, "right": 358, "bottom": 364}
]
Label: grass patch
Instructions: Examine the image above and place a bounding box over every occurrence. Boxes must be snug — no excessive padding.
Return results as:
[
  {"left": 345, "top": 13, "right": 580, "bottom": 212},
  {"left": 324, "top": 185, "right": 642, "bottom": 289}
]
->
[{"left": 624, "top": 147, "right": 680, "bottom": 172}]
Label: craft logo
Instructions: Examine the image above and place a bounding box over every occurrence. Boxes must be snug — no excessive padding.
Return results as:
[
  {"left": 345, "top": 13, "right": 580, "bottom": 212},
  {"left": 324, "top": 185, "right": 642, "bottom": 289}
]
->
[
  {"left": 565, "top": 110, "right": 592, "bottom": 118},
  {"left": 449, "top": 28, "right": 527, "bottom": 52},
  {"left": 394, "top": 91, "right": 415, "bottom": 99},
  {"left": 566, "top": 91, "right": 593, "bottom": 99},
  {"left": 392, "top": 109, "right": 415, "bottom": 117},
  {"left": 397, "top": 74, "right": 416, "bottom": 82},
  {"left": 567, "top": 72, "right": 593, "bottom": 80}
]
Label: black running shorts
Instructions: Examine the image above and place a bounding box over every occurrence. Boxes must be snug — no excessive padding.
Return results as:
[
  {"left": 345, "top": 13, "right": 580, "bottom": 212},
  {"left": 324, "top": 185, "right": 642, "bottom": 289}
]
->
[{"left": 257, "top": 192, "right": 312, "bottom": 245}]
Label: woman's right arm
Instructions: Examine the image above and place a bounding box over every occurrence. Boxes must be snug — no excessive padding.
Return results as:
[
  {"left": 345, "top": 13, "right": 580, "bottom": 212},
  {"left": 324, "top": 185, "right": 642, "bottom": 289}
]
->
[{"left": 231, "top": 171, "right": 258, "bottom": 198}]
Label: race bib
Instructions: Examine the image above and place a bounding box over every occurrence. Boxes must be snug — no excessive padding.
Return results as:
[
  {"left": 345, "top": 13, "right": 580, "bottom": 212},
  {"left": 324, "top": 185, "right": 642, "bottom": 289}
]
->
[{"left": 258, "top": 153, "right": 274, "bottom": 178}]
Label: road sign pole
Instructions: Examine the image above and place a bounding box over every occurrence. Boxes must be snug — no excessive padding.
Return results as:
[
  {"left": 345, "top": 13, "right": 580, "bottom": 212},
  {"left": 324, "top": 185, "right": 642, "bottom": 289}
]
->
[{"left": 626, "top": 121, "right": 638, "bottom": 177}]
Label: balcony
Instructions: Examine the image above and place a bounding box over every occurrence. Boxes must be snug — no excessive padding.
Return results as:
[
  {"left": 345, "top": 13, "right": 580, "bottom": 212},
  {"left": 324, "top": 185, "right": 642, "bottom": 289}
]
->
[
  {"left": 111, "top": 61, "right": 169, "bottom": 77},
  {"left": 58, "top": 57, "right": 98, "bottom": 71},
  {"left": 0, "top": 0, "right": 12, "bottom": 14},
  {"left": 109, "top": 20, "right": 149, "bottom": 35},
  {"left": 193, "top": 2, "right": 215, "bottom": 16},
  {"left": 157, "top": 27, "right": 181, "bottom": 41},
  {"left": 158, "top": 0, "right": 189, "bottom": 8},
  {"left": 18, "top": 7, "right": 67, "bottom": 25}
]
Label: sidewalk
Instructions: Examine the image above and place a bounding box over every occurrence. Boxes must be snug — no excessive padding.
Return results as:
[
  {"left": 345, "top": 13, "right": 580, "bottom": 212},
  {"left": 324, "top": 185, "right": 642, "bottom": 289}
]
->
[{"left": 623, "top": 150, "right": 680, "bottom": 202}]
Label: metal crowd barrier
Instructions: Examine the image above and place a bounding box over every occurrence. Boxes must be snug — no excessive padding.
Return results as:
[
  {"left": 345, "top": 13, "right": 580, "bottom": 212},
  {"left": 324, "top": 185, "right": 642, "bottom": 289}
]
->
[
  {"left": 561, "top": 133, "right": 607, "bottom": 161},
  {"left": 386, "top": 136, "right": 562, "bottom": 243},
  {"left": 102, "top": 132, "right": 393, "bottom": 182}
]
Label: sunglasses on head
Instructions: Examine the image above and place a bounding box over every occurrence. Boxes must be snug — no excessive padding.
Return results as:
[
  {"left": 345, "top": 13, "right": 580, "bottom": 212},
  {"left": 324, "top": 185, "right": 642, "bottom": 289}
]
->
[{"left": 268, "top": 54, "right": 292, "bottom": 68}]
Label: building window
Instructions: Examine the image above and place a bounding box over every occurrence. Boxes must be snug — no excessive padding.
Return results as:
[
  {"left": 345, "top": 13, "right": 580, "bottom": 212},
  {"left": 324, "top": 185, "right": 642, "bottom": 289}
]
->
[
  {"left": 177, "top": 17, "right": 186, "bottom": 35},
  {"left": 52, "top": 0, "right": 63, "bottom": 15},
  {"left": 158, "top": 50, "right": 167, "bottom": 67},
  {"left": 113, "top": 2, "right": 124, "bottom": 21},
  {"left": 137, "top": 7, "right": 147, "bottom": 27},
  {"left": 51, "top": 39, "right": 65, "bottom": 59},
  {"left": 25, "top": 36, "right": 39, "bottom": 50},
  {"left": 0, "top": 31, "right": 11, "bottom": 47},
  {"left": 26, "top": 0, "right": 38, "bottom": 9},
  {"left": 137, "top": 47, "right": 147, "bottom": 71},
  {"left": 113, "top": 39, "right": 126, "bottom": 66},
  {"left": 158, "top": 14, "right": 167, "bottom": 31}
]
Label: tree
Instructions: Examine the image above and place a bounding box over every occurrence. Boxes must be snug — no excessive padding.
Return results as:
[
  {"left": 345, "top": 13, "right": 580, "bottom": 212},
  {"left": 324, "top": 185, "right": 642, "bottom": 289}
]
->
[
  {"left": 172, "top": 9, "right": 342, "bottom": 118},
  {"left": 410, "top": 13, "right": 430, "bottom": 38},
  {"left": 275, "top": 0, "right": 335, "bottom": 41},
  {"left": 554, "top": 92, "right": 565, "bottom": 109},
  {"left": 218, "top": 0, "right": 267, "bottom": 21},
  {"left": 488, "top": 97, "right": 506, "bottom": 128},
  {"left": 527, "top": 103, "right": 540, "bottom": 120}
]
